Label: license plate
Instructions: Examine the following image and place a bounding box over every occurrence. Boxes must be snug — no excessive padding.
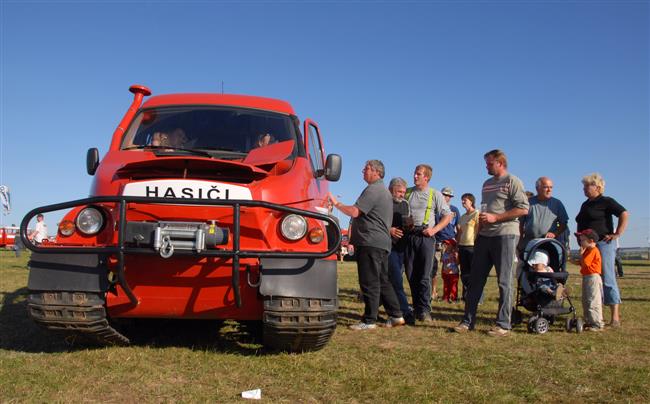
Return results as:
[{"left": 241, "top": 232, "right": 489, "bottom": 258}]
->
[{"left": 122, "top": 180, "right": 252, "bottom": 200}]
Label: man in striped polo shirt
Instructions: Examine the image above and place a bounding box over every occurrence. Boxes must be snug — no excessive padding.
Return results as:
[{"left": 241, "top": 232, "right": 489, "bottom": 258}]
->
[{"left": 454, "top": 150, "right": 529, "bottom": 336}]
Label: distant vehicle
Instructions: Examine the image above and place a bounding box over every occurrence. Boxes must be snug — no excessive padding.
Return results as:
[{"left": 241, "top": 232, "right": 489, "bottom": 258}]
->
[
  {"left": 0, "top": 226, "right": 19, "bottom": 248},
  {"left": 21, "top": 85, "right": 343, "bottom": 352}
]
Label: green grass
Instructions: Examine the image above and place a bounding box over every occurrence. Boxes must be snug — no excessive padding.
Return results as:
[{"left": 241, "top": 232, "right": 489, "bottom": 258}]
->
[{"left": 1, "top": 250, "right": 649, "bottom": 402}]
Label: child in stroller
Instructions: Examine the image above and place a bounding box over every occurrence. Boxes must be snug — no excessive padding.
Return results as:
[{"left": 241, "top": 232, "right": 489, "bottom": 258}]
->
[
  {"left": 527, "top": 250, "right": 565, "bottom": 300},
  {"left": 512, "top": 238, "right": 580, "bottom": 334}
]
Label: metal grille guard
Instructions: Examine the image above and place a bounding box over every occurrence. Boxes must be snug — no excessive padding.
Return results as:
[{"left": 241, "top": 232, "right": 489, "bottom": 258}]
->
[{"left": 20, "top": 196, "right": 342, "bottom": 308}]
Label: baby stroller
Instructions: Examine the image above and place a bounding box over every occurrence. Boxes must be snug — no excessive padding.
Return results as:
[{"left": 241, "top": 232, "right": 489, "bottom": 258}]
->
[{"left": 512, "top": 238, "right": 582, "bottom": 334}]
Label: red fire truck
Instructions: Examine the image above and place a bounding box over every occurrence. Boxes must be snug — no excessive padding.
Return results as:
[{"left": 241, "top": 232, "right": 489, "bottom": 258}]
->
[
  {"left": 21, "top": 85, "right": 342, "bottom": 352},
  {"left": 1, "top": 226, "right": 19, "bottom": 248}
]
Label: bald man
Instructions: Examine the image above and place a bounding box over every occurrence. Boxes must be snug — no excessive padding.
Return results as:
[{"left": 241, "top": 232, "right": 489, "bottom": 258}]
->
[{"left": 520, "top": 176, "right": 569, "bottom": 250}]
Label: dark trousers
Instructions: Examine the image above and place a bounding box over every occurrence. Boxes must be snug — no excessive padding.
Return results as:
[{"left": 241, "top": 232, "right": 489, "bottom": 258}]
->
[
  {"left": 356, "top": 246, "right": 402, "bottom": 324},
  {"left": 388, "top": 249, "right": 411, "bottom": 315},
  {"left": 459, "top": 245, "right": 484, "bottom": 304},
  {"left": 458, "top": 246, "right": 474, "bottom": 301},
  {"left": 615, "top": 252, "right": 624, "bottom": 277},
  {"left": 404, "top": 233, "right": 435, "bottom": 316},
  {"left": 462, "top": 234, "right": 518, "bottom": 330},
  {"left": 431, "top": 242, "right": 442, "bottom": 279}
]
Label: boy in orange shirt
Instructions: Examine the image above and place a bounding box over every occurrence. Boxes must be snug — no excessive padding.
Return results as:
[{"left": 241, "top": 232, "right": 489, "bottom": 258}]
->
[{"left": 574, "top": 229, "right": 604, "bottom": 331}]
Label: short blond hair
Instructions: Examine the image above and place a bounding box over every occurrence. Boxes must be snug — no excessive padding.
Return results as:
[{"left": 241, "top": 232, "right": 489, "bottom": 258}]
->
[
  {"left": 415, "top": 164, "right": 432, "bottom": 179},
  {"left": 582, "top": 173, "right": 605, "bottom": 194}
]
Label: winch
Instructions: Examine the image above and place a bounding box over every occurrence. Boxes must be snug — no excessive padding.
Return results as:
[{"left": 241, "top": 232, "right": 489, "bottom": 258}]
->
[
  {"left": 125, "top": 220, "right": 228, "bottom": 258},
  {"left": 153, "top": 221, "right": 228, "bottom": 258}
]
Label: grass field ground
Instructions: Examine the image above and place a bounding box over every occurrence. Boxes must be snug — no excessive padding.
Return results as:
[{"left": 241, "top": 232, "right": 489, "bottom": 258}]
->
[{"left": 1, "top": 250, "right": 649, "bottom": 402}]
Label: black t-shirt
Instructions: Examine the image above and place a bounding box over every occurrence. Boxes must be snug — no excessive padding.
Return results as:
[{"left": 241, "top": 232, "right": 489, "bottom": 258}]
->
[
  {"left": 391, "top": 199, "right": 410, "bottom": 252},
  {"left": 575, "top": 195, "right": 626, "bottom": 240}
]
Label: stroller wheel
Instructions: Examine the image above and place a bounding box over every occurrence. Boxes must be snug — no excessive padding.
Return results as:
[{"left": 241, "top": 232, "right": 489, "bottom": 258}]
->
[
  {"left": 527, "top": 316, "right": 537, "bottom": 333},
  {"left": 566, "top": 318, "right": 574, "bottom": 332},
  {"left": 533, "top": 317, "right": 550, "bottom": 334},
  {"left": 575, "top": 318, "right": 584, "bottom": 333},
  {"left": 512, "top": 309, "right": 523, "bottom": 326}
]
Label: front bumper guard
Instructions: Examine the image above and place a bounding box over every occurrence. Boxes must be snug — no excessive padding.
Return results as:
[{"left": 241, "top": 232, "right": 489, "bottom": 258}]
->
[{"left": 21, "top": 196, "right": 341, "bottom": 308}]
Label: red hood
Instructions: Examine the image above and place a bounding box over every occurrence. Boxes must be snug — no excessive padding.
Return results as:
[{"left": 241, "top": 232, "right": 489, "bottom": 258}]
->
[
  {"left": 91, "top": 140, "right": 297, "bottom": 196},
  {"left": 114, "top": 156, "right": 269, "bottom": 183}
]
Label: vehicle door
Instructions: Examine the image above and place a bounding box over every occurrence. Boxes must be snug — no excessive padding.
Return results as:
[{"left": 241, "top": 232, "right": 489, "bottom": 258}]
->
[{"left": 303, "top": 119, "right": 328, "bottom": 206}]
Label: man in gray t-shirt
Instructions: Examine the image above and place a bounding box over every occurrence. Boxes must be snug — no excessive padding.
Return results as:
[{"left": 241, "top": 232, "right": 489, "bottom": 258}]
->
[
  {"left": 404, "top": 164, "right": 452, "bottom": 322},
  {"left": 455, "top": 150, "right": 529, "bottom": 337},
  {"left": 329, "top": 160, "right": 404, "bottom": 330},
  {"left": 520, "top": 176, "right": 569, "bottom": 251}
]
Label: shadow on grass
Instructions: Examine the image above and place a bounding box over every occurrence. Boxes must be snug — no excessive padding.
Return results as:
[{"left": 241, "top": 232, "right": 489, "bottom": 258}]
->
[
  {"left": 336, "top": 309, "right": 363, "bottom": 326},
  {"left": 622, "top": 262, "right": 650, "bottom": 267},
  {"left": 0, "top": 287, "right": 74, "bottom": 353},
  {"left": 336, "top": 288, "right": 502, "bottom": 329},
  {"left": 430, "top": 305, "right": 466, "bottom": 324},
  {"left": 334, "top": 288, "right": 462, "bottom": 328},
  {"left": 617, "top": 276, "right": 650, "bottom": 281},
  {"left": 0, "top": 287, "right": 272, "bottom": 356},
  {"left": 338, "top": 288, "right": 362, "bottom": 304},
  {"left": 621, "top": 297, "right": 650, "bottom": 302}
]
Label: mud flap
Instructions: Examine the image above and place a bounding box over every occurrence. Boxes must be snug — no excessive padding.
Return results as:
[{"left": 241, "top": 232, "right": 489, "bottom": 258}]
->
[
  {"left": 259, "top": 258, "right": 337, "bottom": 300},
  {"left": 28, "top": 253, "right": 109, "bottom": 292}
]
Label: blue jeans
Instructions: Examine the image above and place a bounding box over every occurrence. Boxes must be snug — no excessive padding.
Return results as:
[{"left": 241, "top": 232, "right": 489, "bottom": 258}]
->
[
  {"left": 388, "top": 249, "right": 411, "bottom": 316},
  {"left": 462, "top": 234, "right": 518, "bottom": 330},
  {"left": 597, "top": 240, "right": 621, "bottom": 305}
]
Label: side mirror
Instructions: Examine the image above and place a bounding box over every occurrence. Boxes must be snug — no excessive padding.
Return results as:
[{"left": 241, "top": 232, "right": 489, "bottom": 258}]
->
[
  {"left": 324, "top": 154, "right": 342, "bottom": 182},
  {"left": 86, "top": 148, "right": 99, "bottom": 175}
]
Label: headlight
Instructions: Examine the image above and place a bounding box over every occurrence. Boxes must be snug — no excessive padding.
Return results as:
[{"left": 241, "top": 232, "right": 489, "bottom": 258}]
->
[
  {"left": 280, "top": 214, "right": 307, "bottom": 241},
  {"left": 75, "top": 207, "right": 104, "bottom": 235}
]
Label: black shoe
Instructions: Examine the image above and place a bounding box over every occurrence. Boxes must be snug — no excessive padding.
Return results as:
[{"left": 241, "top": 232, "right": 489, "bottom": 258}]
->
[
  {"left": 416, "top": 312, "right": 433, "bottom": 323},
  {"left": 404, "top": 313, "right": 416, "bottom": 326}
]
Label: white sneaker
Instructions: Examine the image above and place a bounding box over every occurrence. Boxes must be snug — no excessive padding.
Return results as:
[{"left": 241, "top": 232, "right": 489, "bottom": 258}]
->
[
  {"left": 487, "top": 326, "right": 511, "bottom": 337},
  {"left": 381, "top": 317, "right": 406, "bottom": 328},
  {"left": 349, "top": 322, "right": 377, "bottom": 331}
]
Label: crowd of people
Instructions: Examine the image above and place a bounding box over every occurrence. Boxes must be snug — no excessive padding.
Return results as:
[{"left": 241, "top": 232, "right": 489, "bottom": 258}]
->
[{"left": 330, "top": 149, "right": 629, "bottom": 336}]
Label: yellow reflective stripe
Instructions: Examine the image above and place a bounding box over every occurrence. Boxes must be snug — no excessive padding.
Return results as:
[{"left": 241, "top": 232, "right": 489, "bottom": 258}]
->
[
  {"left": 406, "top": 187, "right": 434, "bottom": 226},
  {"left": 423, "top": 188, "right": 433, "bottom": 224}
]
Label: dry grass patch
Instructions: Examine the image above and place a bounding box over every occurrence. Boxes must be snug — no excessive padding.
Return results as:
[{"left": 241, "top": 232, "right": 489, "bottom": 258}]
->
[{"left": 1, "top": 251, "right": 649, "bottom": 402}]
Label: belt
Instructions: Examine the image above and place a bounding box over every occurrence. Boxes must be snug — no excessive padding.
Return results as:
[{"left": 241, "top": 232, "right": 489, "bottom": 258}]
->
[{"left": 408, "top": 225, "right": 428, "bottom": 234}]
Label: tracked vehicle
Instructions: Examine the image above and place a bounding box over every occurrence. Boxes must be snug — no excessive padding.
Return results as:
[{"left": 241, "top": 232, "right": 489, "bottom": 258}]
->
[{"left": 21, "top": 85, "right": 342, "bottom": 352}]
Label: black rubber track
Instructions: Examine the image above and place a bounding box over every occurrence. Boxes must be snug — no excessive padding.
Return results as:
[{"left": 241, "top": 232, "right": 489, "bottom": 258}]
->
[
  {"left": 27, "top": 291, "right": 130, "bottom": 346},
  {"left": 262, "top": 296, "right": 337, "bottom": 352}
]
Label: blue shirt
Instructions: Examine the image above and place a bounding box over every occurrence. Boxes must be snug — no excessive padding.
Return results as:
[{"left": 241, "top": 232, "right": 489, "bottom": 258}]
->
[
  {"left": 521, "top": 196, "right": 569, "bottom": 245},
  {"left": 436, "top": 204, "right": 460, "bottom": 241}
]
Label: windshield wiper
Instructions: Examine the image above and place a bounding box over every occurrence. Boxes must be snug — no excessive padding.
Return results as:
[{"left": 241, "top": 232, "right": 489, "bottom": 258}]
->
[
  {"left": 123, "top": 145, "right": 213, "bottom": 158},
  {"left": 199, "top": 147, "right": 248, "bottom": 159},
  {"left": 155, "top": 147, "right": 213, "bottom": 158}
]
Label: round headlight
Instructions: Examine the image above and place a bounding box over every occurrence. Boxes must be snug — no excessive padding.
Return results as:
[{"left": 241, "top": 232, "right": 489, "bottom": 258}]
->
[
  {"left": 76, "top": 207, "right": 104, "bottom": 235},
  {"left": 280, "top": 214, "right": 307, "bottom": 241}
]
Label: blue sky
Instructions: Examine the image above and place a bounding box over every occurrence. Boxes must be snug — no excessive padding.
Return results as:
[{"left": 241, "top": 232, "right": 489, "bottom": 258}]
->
[{"left": 1, "top": 1, "right": 648, "bottom": 247}]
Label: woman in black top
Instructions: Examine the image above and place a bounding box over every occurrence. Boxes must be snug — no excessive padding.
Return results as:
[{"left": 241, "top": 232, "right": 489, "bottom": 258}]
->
[{"left": 576, "top": 173, "right": 629, "bottom": 327}]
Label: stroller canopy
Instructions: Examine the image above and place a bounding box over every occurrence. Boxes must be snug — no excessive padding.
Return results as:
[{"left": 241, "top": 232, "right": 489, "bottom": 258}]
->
[{"left": 523, "top": 238, "right": 566, "bottom": 272}]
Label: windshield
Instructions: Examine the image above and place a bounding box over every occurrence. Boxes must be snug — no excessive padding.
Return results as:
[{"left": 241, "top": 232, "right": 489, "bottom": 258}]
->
[{"left": 120, "top": 106, "right": 299, "bottom": 160}]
